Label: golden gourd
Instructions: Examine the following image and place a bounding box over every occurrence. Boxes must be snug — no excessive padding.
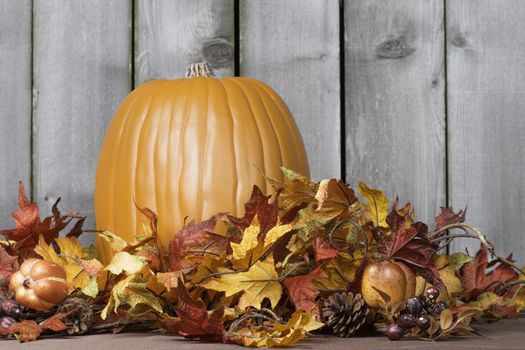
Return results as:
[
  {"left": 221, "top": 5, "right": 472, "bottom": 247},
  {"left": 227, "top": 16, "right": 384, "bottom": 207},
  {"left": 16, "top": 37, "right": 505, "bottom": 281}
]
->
[{"left": 95, "top": 63, "right": 309, "bottom": 262}]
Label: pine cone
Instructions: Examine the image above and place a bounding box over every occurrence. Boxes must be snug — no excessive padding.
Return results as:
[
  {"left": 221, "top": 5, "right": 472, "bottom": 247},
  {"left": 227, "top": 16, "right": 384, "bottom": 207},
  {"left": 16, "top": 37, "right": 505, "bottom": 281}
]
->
[
  {"left": 322, "top": 292, "right": 369, "bottom": 337},
  {"left": 57, "top": 297, "right": 93, "bottom": 335}
]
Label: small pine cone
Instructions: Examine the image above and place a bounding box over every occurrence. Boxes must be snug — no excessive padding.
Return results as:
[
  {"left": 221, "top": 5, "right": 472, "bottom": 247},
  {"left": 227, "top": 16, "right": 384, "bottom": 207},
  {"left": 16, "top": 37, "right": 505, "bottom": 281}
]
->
[
  {"left": 57, "top": 297, "right": 93, "bottom": 335},
  {"left": 322, "top": 292, "right": 369, "bottom": 337}
]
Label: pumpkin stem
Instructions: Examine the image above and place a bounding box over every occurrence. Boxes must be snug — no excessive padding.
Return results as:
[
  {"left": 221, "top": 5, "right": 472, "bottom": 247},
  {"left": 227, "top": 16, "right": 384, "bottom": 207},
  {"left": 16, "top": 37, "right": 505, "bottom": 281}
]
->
[{"left": 186, "top": 62, "right": 214, "bottom": 78}]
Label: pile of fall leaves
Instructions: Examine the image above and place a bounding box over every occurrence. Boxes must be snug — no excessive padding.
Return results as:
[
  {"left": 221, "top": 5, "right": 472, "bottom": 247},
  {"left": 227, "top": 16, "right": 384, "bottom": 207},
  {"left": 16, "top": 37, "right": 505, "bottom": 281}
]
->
[{"left": 0, "top": 169, "right": 523, "bottom": 345}]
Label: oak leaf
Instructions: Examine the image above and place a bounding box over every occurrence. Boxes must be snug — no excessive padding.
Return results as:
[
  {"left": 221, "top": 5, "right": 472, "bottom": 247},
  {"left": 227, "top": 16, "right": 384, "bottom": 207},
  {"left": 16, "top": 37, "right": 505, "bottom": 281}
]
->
[
  {"left": 434, "top": 207, "right": 467, "bottom": 230},
  {"left": 0, "top": 320, "right": 43, "bottom": 342},
  {"left": 201, "top": 255, "right": 282, "bottom": 309}
]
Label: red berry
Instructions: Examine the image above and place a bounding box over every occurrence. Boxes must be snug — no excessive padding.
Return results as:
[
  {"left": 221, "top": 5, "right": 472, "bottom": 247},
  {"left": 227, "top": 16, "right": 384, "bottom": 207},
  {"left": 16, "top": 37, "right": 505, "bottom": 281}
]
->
[{"left": 386, "top": 324, "right": 404, "bottom": 341}]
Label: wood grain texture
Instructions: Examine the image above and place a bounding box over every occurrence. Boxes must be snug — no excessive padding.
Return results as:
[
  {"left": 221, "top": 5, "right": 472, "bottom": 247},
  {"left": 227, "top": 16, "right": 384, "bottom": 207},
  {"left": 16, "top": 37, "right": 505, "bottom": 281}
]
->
[
  {"left": 345, "top": 0, "right": 446, "bottom": 225},
  {"left": 447, "top": 0, "right": 525, "bottom": 264},
  {"left": 0, "top": 0, "right": 32, "bottom": 228},
  {"left": 135, "top": 0, "right": 234, "bottom": 84},
  {"left": 33, "top": 0, "right": 131, "bottom": 245},
  {"left": 240, "top": 0, "right": 341, "bottom": 181}
]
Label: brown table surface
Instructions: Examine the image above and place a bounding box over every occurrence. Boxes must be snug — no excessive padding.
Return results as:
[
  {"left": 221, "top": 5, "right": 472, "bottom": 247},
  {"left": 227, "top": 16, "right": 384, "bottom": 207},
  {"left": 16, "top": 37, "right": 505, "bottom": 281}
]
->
[{"left": 2, "top": 317, "right": 525, "bottom": 350}]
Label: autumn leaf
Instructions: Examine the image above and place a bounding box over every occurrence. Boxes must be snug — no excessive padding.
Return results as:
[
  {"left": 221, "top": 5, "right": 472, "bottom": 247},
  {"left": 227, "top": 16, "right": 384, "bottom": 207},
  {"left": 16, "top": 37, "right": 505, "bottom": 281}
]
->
[
  {"left": 169, "top": 213, "right": 227, "bottom": 271},
  {"left": 105, "top": 252, "right": 146, "bottom": 275},
  {"left": 228, "top": 185, "right": 278, "bottom": 236},
  {"left": 283, "top": 267, "right": 326, "bottom": 317},
  {"left": 0, "top": 320, "right": 43, "bottom": 342},
  {"left": 201, "top": 255, "right": 282, "bottom": 310},
  {"left": 315, "top": 179, "right": 358, "bottom": 220},
  {"left": 156, "top": 271, "right": 182, "bottom": 291},
  {"left": 34, "top": 235, "right": 96, "bottom": 295},
  {"left": 458, "top": 245, "right": 519, "bottom": 301},
  {"left": 0, "top": 244, "right": 17, "bottom": 283},
  {"left": 0, "top": 182, "right": 84, "bottom": 257},
  {"left": 158, "top": 281, "right": 224, "bottom": 340},
  {"left": 434, "top": 207, "right": 467, "bottom": 230},
  {"left": 267, "top": 167, "right": 318, "bottom": 211},
  {"left": 225, "top": 310, "right": 322, "bottom": 347},
  {"left": 313, "top": 237, "right": 338, "bottom": 263},
  {"left": 358, "top": 181, "right": 389, "bottom": 227},
  {"left": 41, "top": 312, "right": 69, "bottom": 332},
  {"left": 101, "top": 274, "right": 163, "bottom": 319}
]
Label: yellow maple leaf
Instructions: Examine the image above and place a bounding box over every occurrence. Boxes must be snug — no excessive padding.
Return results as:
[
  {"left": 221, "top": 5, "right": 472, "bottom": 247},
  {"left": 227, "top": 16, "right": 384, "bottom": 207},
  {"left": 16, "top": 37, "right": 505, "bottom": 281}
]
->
[
  {"left": 358, "top": 181, "right": 389, "bottom": 227},
  {"left": 201, "top": 255, "right": 282, "bottom": 309},
  {"left": 228, "top": 310, "right": 322, "bottom": 347},
  {"left": 101, "top": 274, "right": 163, "bottom": 319},
  {"left": 34, "top": 236, "right": 95, "bottom": 295},
  {"left": 105, "top": 252, "right": 146, "bottom": 275}
]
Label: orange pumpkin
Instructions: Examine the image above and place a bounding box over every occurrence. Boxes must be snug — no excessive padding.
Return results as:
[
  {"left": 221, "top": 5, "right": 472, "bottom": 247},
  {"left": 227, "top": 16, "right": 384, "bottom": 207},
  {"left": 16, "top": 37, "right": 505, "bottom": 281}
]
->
[
  {"left": 95, "top": 62, "right": 309, "bottom": 262},
  {"left": 9, "top": 259, "right": 68, "bottom": 311},
  {"left": 361, "top": 260, "right": 416, "bottom": 309}
]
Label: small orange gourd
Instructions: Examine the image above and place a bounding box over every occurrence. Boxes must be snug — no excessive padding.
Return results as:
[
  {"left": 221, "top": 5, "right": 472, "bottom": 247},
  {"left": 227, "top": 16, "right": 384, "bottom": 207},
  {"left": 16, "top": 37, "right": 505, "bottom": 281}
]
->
[
  {"left": 9, "top": 259, "right": 68, "bottom": 311},
  {"left": 95, "top": 63, "right": 310, "bottom": 262}
]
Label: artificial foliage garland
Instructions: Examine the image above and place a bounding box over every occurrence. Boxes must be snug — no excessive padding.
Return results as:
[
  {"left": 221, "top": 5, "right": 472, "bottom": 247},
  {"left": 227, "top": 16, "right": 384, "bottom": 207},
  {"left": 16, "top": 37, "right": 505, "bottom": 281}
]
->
[{"left": 0, "top": 169, "right": 522, "bottom": 345}]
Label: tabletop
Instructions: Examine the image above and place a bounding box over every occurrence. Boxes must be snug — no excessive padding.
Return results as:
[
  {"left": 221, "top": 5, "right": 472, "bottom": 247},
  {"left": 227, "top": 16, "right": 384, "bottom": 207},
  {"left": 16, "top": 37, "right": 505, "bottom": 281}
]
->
[{"left": 2, "top": 316, "right": 525, "bottom": 350}]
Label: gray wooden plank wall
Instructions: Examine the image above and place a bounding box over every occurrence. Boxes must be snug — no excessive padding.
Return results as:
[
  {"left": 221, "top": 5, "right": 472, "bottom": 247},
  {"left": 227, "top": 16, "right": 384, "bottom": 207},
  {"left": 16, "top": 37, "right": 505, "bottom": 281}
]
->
[{"left": 0, "top": 0, "right": 524, "bottom": 264}]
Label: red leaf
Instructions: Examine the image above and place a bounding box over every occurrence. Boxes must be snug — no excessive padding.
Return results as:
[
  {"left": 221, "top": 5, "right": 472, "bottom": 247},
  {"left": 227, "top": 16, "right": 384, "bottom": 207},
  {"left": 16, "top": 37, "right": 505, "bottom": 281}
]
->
[
  {"left": 0, "top": 320, "right": 43, "bottom": 342},
  {"left": 228, "top": 185, "right": 278, "bottom": 236},
  {"left": 283, "top": 267, "right": 326, "bottom": 318},
  {"left": 458, "top": 245, "right": 519, "bottom": 301},
  {"left": 434, "top": 207, "right": 466, "bottom": 230},
  {"left": 158, "top": 282, "right": 224, "bottom": 340},
  {"left": 0, "top": 245, "right": 18, "bottom": 283},
  {"left": 41, "top": 312, "right": 69, "bottom": 332},
  {"left": 169, "top": 213, "right": 227, "bottom": 271},
  {"left": 313, "top": 237, "right": 338, "bottom": 263},
  {"left": 0, "top": 182, "right": 85, "bottom": 258}
]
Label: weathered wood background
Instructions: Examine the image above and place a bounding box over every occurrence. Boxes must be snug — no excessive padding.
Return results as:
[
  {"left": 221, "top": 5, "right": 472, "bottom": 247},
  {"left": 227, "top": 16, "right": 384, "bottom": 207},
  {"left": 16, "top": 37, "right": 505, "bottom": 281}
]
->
[{"left": 0, "top": 0, "right": 524, "bottom": 264}]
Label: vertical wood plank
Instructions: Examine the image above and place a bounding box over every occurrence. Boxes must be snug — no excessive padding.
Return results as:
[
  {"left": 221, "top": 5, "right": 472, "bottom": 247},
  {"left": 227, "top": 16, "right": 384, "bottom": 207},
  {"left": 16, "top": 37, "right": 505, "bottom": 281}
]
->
[
  {"left": 33, "top": 1, "right": 131, "bottom": 245},
  {"left": 0, "top": 0, "right": 32, "bottom": 227},
  {"left": 448, "top": 0, "right": 525, "bottom": 264},
  {"left": 345, "top": 0, "right": 446, "bottom": 225},
  {"left": 240, "top": 0, "right": 341, "bottom": 181},
  {"left": 135, "top": 0, "right": 235, "bottom": 84}
]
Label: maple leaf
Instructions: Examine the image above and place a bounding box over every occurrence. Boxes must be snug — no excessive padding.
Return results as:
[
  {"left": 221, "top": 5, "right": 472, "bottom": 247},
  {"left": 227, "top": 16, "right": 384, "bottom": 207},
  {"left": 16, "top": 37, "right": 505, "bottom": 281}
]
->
[
  {"left": 315, "top": 179, "right": 358, "bottom": 220},
  {"left": 228, "top": 185, "right": 278, "bottom": 236},
  {"left": 156, "top": 271, "right": 182, "bottom": 291},
  {"left": 105, "top": 252, "right": 146, "bottom": 275},
  {"left": 267, "top": 167, "right": 318, "bottom": 211},
  {"left": 158, "top": 281, "right": 224, "bottom": 340},
  {"left": 434, "top": 207, "right": 467, "bottom": 230},
  {"left": 358, "top": 181, "right": 389, "bottom": 228},
  {"left": 225, "top": 310, "right": 322, "bottom": 347},
  {"left": 41, "top": 312, "right": 69, "bottom": 332},
  {"left": 101, "top": 274, "right": 163, "bottom": 319},
  {"left": 34, "top": 235, "right": 97, "bottom": 296},
  {"left": 0, "top": 320, "right": 43, "bottom": 342},
  {"left": 0, "top": 182, "right": 85, "bottom": 257},
  {"left": 313, "top": 237, "right": 339, "bottom": 263},
  {"left": 0, "top": 244, "right": 17, "bottom": 283},
  {"left": 169, "top": 213, "right": 227, "bottom": 271},
  {"left": 201, "top": 255, "right": 282, "bottom": 310},
  {"left": 458, "top": 245, "right": 519, "bottom": 301},
  {"left": 283, "top": 267, "right": 326, "bottom": 317},
  {"left": 377, "top": 211, "right": 444, "bottom": 290}
]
